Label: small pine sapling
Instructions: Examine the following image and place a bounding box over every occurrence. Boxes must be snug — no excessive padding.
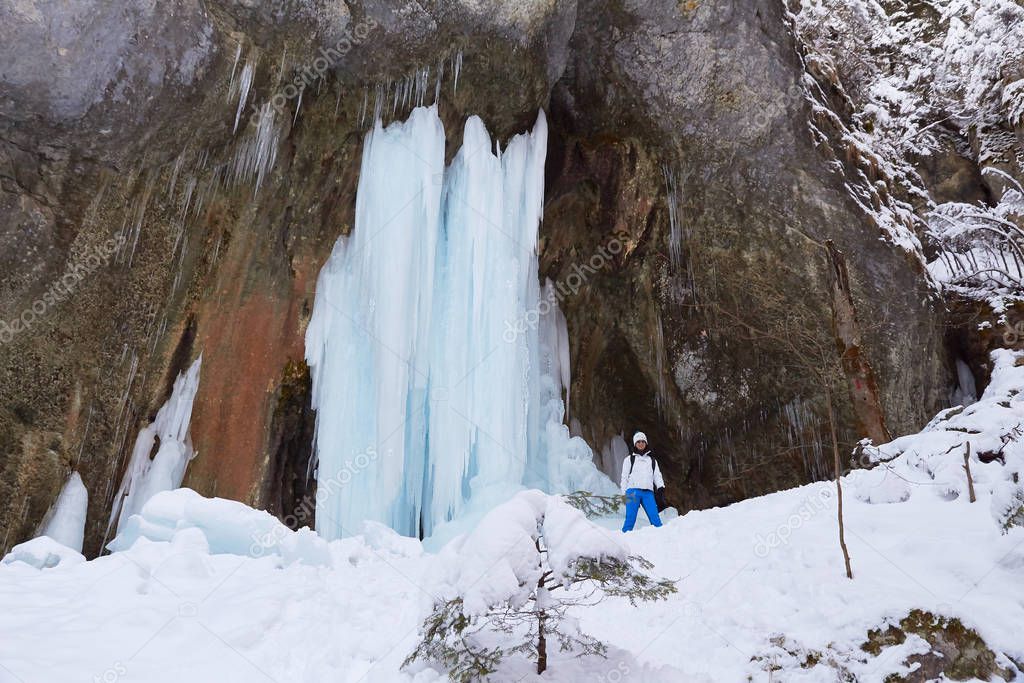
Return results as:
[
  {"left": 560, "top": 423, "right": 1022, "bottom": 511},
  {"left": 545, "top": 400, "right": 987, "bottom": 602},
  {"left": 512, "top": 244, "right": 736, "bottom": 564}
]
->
[
  {"left": 404, "top": 492, "right": 676, "bottom": 680},
  {"left": 562, "top": 491, "right": 626, "bottom": 518}
]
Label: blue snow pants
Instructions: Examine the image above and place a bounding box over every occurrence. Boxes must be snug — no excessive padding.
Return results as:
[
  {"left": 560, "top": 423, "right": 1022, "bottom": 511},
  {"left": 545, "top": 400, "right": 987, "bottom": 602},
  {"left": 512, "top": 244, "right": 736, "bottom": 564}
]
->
[{"left": 622, "top": 488, "right": 662, "bottom": 532}]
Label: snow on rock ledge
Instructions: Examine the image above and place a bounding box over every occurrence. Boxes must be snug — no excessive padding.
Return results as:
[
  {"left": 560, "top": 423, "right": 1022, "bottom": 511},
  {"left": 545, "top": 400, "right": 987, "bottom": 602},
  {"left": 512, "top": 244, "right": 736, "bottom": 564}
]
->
[{"left": 851, "top": 349, "right": 1024, "bottom": 527}]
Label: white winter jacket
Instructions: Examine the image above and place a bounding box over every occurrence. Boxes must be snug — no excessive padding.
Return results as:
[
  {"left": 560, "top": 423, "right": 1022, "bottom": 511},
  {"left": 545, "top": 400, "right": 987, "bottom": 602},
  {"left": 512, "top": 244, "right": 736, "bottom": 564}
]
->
[{"left": 620, "top": 451, "right": 665, "bottom": 493}]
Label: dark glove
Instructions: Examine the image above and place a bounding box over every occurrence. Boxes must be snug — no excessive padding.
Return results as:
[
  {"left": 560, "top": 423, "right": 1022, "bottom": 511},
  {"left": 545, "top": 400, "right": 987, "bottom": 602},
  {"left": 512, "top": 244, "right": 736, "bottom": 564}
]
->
[{"left": 654, "top": 487, "right": 668, "bottom": 511}]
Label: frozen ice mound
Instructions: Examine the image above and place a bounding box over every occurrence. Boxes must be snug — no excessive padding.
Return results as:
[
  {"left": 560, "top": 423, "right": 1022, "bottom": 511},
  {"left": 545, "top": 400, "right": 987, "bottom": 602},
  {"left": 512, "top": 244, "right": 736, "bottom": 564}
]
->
[
  {"left": 108, "top": 488, "right": 332, "bottom": 567},
  {"left": 1, "top": 536, "right": 86, "bottom": 570}
]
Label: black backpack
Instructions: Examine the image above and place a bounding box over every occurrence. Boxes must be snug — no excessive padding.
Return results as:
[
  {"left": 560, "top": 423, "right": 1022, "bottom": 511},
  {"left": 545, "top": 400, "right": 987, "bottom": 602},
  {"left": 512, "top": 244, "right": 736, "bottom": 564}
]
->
[{"left": 628, "top": 452, "right": 668, "bottom": 512}]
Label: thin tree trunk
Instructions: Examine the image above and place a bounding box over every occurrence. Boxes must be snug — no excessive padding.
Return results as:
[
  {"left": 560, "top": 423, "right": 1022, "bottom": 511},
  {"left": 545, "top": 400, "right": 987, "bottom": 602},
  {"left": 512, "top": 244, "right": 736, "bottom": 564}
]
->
[
  {"left": 824, "top": 240, "right": 891, "bottom": 445},
  {"left": 825, "top": 386, "right": 854, "bottom": 579},
  {"left": 964, "top": 441, "right": 977, "bottom": 503},
  {"left": 537, "top": 609, "right": 547, "bottom": 674}
]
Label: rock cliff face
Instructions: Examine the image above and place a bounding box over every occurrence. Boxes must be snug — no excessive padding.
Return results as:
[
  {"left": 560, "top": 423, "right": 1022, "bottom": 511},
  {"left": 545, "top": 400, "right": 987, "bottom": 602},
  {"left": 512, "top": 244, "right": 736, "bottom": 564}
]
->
[{"left": 3, "top": 0, "right": 1014, "bottom": 555}]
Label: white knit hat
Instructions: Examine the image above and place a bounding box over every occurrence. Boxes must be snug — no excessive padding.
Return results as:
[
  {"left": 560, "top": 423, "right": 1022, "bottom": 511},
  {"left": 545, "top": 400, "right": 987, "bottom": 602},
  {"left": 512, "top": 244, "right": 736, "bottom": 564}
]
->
[{"left": 632, "top": 431, "right": 648, "bottom": 445}]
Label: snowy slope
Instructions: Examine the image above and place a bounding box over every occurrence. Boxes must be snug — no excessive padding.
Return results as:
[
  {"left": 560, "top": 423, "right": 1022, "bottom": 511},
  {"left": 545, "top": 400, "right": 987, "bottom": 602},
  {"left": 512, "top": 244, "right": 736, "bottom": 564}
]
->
[{"left": 2, "top": 353, "right": 1023, "bottom": 682}]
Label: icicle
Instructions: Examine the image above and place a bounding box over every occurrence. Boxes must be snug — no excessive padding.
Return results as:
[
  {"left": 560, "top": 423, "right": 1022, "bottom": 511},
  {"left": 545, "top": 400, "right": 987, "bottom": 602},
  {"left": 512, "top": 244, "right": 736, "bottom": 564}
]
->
[
  {"left": 277, "top": 48, "right": 288, "bottom": 84},
  {"left": 434, "top": 59, "right": 445, "bottom": 104},
  {"left": 416, "top": 67, "right": 428, "bottom": 107},
  {"left": 211, "top": 233, "right": 222, "bottom": 264},
  {"left": 952, "top": 358, "right": 978, "bottom": 406},
  {"left": 453, "top": 49, "right": 463, "bottom": 95},
  {"left": 663, "top": 165, "right": 684, "bottom": 268},
  {"left": 168, "top": 153, "right": 185, "bottom": 199},
  {"left": 653, "top": 313, "right": 667, "bottom": 413},
  {"left": 171, "top": 219, "right": 187, "bottom": 257},
  {"left": 74, "top": 405, "right": 94, "bottom": 471},
  {"left": 36, "top": 472, "right": 88, "bottom": 552},
  {"left": 180, "top": 176, "right": 197, "bottom": 220},
  {"left": 230, "top": 103, "right": 279, "bottom": 194},
  {"left": 358, "top": 87, "right": 368, "bottom": 127},
  {"left": 373, "top": 83, "right": 384, "bottom": 123},
  {"left": 233, "top": 61, "right": 254, "bottom": 134},
  {"left": 306, "top": 107, "right": 445, "bottom": 540},
  {"left": 293, "top": 86, "right": 303, "bottom": 126},
  {"left": 227, "top": 43, "right": 242, "bottom": 97},
  {"left": 105, "top": 356, "right": 202, "bottom": 542},
  {"left": 126, "top": 175, "right": 156, "bottom": 269}
]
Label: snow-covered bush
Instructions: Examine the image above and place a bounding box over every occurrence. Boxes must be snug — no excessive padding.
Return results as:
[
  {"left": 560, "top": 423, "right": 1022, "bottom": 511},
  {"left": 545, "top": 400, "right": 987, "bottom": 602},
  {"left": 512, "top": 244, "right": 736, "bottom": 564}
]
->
[
  {"left": 993, "top": 482, "right": 1024, "bottom": 532},
  {"left": 404, "top": 491, "right": 675, "bottom": 679},
  {"left": 927, "top": 191, "right": 1024, "bottom": 304}
]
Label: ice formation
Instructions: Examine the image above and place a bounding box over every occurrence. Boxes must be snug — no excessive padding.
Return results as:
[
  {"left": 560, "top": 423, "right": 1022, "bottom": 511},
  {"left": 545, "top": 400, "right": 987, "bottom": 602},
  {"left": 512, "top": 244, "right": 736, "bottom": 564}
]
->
[
  {"left": 952, "top": 357, "right": 978, "bottom": 407},
  {"left": 306, "top": 105, "right": 614, "bottom": 541},
  {"left": 108, "top": 488, "right": 332, "bottom": 567},
  {"left": 1, "top": 536, "right": 86, "bottom": 570},
  {"left": 106, "top": 356, "right": 202, "bottom": 538},
  {"left": 36, "top": 471, "right": 88, "bottom": 552}
]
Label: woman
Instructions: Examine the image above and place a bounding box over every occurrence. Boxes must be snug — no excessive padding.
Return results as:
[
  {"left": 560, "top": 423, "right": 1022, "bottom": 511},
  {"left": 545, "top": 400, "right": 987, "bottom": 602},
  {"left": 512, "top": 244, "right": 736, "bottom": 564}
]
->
[{"left": 620, "top": 431, "right": 666, "bottom": 532}]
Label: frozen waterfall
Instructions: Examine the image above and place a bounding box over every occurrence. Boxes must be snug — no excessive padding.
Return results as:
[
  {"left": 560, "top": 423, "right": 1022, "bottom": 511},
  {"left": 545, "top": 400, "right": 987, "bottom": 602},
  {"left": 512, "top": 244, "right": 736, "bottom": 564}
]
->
[
  {"left": 305, "top": 105, "right": 614, "bottom": 541},
  {"left": 106, "top": 356, "right": 202, "bottom": 540}
]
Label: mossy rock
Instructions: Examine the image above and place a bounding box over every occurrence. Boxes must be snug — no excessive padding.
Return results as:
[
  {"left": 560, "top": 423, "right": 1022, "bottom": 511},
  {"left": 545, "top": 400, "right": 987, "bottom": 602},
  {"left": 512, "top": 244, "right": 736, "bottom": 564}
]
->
[
  {"left": 862, "top": 624, "right": 906, "bottom": 656},
  {"left": 862, "top": 610, "right": 1015, "bottom": 681}
]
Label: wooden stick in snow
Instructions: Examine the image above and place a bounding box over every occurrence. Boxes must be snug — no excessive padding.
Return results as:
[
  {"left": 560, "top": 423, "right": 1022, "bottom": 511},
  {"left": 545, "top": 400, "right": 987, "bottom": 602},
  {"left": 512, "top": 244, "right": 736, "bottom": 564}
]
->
[{"left": 963, "top": 441, "right": 977, "bottom": 504}]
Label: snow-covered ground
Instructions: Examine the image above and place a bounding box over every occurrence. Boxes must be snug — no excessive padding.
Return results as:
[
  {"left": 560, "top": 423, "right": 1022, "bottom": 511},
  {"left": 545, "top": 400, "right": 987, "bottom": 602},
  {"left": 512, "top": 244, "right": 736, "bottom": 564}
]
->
[{"left": 3, "top": 351, "right": 1023, "bottom": 682}]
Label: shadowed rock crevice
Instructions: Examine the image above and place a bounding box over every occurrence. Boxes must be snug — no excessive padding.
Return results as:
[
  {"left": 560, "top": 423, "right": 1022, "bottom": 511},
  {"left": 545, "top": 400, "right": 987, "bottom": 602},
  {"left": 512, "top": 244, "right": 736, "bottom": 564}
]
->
[{"left": 262, "top": 360, "right": 317, "bottom": 530}]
